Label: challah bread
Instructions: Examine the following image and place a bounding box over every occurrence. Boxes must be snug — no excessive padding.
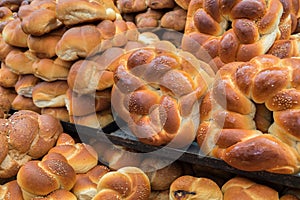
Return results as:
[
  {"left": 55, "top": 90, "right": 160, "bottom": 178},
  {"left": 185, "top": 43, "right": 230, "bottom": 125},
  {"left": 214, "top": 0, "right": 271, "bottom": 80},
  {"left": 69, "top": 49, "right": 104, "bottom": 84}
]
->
[
  {"left": 17, "top": 152, "right": 76, "bottom": 200},
  {"left": 0, "top": 180, "right": 23, "bottom": 200},
  {"left": 0, "top": 110, "right": 62, "bottom": 178},
  {"left": 72, "top": 165, "right": 110, "bottom": 200},
  {"left": 183, "top": 0, "right": 298, "bottom": 69},
  {"left": 222, "top": 177, "right": 279, "bottom": 200},
  {"left": 197, "top": 54, "right": 300, "bottom": 174},
  {"left": 48, "top": 133, "right": 98, "bottom": 173},
  {"left": 11, "top": 94, "right": 42, "bottom": 113},
  {"left": 169, "top": 175, "right": 223, "bottom": 200},
  {"left": 18, "top": 0, "right": 63, "bottom": 36},
  {"left": 268, "top": 34, "right": 300, "bottom": 59},
  {"left": 111, "top": 41, "right": 214, "bottom": 147},
  {"left": 174, "top": 0, "right": 191, "bottom": 10},
  {"left": 56, "top": 0, "right": 121, "bottom": 26},
  {"left": 2, "top": 17, "right": 28, "bottom": 48},
  {"left": 93, "top": 166, "right": 151, "bottom": 200},
  {"left": 5, "top": 49, "right": 38, "bottom": 75},
  {"left": 15, "top": 74, "right": 40, "bottom": 98},
  {"left": 32, "top": 80, "right": 68, "bottom": 108},
  {"left": 32, "top": 57, "right": 72, "bottom": 82},
  {"left": 0, "top": 62, "right": 19, "bottom": 88},
  {"left": 27, "top": 28, "right": 67, "bottom": 59}
]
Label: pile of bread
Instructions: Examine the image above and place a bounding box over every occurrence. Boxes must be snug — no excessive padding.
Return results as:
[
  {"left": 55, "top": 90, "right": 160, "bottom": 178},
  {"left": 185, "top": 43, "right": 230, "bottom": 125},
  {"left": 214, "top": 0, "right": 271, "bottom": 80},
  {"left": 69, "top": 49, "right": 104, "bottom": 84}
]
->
[
  {"left": 0, "top": 112, "right": 299, "bottom": 199},
  {"left": 1, "top": 0, "right": 300, "bottom": 192}
]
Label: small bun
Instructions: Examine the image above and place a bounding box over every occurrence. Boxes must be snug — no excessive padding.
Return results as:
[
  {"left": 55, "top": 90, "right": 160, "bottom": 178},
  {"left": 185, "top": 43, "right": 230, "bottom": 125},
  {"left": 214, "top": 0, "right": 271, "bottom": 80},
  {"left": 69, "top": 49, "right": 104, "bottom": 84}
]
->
[
  {"left": 56, "top": 0, "right": 121, "bottom": 26},
  {"left": 41, "top": 107, "right": 70, "bottom": 122},
  {"left": 5, "top": 50, "right": 38, "bottom": 75},
  {"left": 0, "top": 7, "right": 15, "bottom": 33},
  {"left": 11, "top": 94, "right": 42, "bottom": 113},
  {"left": 0, "top": 62, "right": 19, "bottom": 88},
  {"left": 2, "top": 18, "right": 28, "bottom": 48},
  {"left": 15, "top": 74, "right": 40, "bottom": 98}
]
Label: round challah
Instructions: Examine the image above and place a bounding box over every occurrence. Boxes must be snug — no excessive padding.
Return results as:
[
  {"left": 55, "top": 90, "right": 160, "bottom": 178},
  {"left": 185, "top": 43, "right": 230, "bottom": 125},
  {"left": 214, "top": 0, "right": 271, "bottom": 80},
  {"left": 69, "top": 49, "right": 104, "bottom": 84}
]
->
[
  {"left": 111, "top": 41, "right": 214, "bottom": 147},
  {"left": 197, "top": 54, "right": 300, "bottom": 174},
  {"left": 183, "top": 0, "right": 300, "bottom": 69},
  {"left": 0, "top": 110, "right": 63, "bottom": 178}
]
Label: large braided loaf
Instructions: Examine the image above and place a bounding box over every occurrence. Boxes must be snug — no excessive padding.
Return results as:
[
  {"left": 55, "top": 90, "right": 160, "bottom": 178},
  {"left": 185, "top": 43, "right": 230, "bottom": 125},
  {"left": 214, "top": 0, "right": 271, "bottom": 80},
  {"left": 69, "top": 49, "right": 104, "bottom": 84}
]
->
[
  {"left": 183, "top": 0, "right": 300, "bottom": 69},
  {"left": 197, "top": 54, "right": 300, "bottom": 174}
]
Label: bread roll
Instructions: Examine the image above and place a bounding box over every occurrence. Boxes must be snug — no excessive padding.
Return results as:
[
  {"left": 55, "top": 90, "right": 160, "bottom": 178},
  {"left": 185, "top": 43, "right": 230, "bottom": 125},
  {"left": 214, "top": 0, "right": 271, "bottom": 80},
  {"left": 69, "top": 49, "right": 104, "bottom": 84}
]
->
[
  {"left": 49, "top": 133, "right": 98, "bottom": 173},
  {"left": 94, "top": 166, "right": 151, "bottom": 200},
  {"left": 0, "top": 0, "right": 24, "bottom": 11},
  {"left": 0, "top": 62, "right": 19, "bottom": 88},
  {"left": 15, "top": 74, "right": 40, "bottom": 98},
  {"left": 174, "top": 0, "right": 191, "bottom": 9},
  {"left": 117, "top": 0, "right": 148, "bottom": 13},
  {"left": 0, "top": 34, "right": 16, "bottom": 62},
  {"left": 72, "top": 165, "right": 110, "bottom": 200},
  {"left": 18, "top": 0, "right": 63, "bottom": 36},
  {"left": 148, "top": 0, "right": 175, "bottom": 9},
  {"left": 169, "top": 175, "right": 223, "bottom": 200},
  {"left": 161, "top": 8, "right": 187, "bottom": 31},
  {"left": 27, "top": 28, "right": 67, "bottom": 59},
  {"left": 11, "top": 94, "right": 42, "bottom": 113},
  {"left": 0, "top": 180, "right": 23, "bottom": 200},
  {"left": 56, "top": 0, "right": 121, "bottom": 26},
  {"left": 222, "top": 177, "right": 279, "bottom": 200},
  {"left": 149, "top": 190, "right": 169, "bottom": 200},
  {"left": 32, "top": 57, "right": 72, "bottom": 82},
  {"left": 65, "top": 89, "right": 111, "bottom": 116},
  {"left": 0, "top": 86, "right": 17, "bottom": 118},
  {"left": 32, "top": 80, "right": 69, "bottom": 108},
  {"left": 41, "top": 107, "right": 70, "bottom": 122},
  {"left": 0, "top": 110, "right": 63, "bottom": 178},
  {"left": 17, "top": 152, "right": 76, "bottom": 200},
  {"left": 2, "top": 18, "right": 28, "bottom": 48},
  {"left": 69, "top": 110, "right": 114, "bottom": 129},
  {"left": 135, "top": 9, "right": 163, "bottom": 28},
  {"left": 31, "top": 189, "right": 77, "bottom": 200},
  {"left": 5, "top": 49, "right": 38, "bottom": 75}
]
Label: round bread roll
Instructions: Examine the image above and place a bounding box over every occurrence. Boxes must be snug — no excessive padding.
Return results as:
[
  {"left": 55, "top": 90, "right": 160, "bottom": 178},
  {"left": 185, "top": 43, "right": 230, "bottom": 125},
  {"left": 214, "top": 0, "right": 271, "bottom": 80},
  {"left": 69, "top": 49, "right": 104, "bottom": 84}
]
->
[
  {"left": 0, "top": 86, "right": 17, "bottom": 118},
  {"left": 0, "top": 62, "right": 19, "bottom": 88},
  {"left": 17, "top": 152, "right": 76, "bottom": 200},
  {"left": 11, "top": 94, "right": 42, "bottom": 113},
  {"left": 72, "top": 165, "right": 110, "bottom": 200},
  {"left": 56, "top": 0, "right": 121, "bottom": 26},
  {"left": 32, "top": 57, "right": 72, "bottom": 82},
  {"left": 111, "top": 41, "right": 214, "bottom": 147},
  {"left": 183, "top": 0, "right": 298, "bottom": 69},
  {"left": 32, "top": 80, "right": 69, "bottom": 108},
  {"left": 169, "top": 175, "right": 223, "bottom": 200},
  {"left": 161, "top": 8, "right": 187, "bottom": 31},
  {"left": 15, "top": 74, "right": 40, "bottom": 98},
  {"left": 49, "top": 133, "right": 98, "bottom": 173},
  {"left": 0, "top": 180, "right": 23, "bottom": 200},
  {"left": 2, "top": 18, "right": 28, "bottom": 48},
  {"left": 31, "top": 189, "right": 77, "bottom": 200},
  {"left": 18, "top": 0, "right": 63, "bottom": 36},
  {"left": 222, "top": 177, "right": 279, "bottom": 200},
  {"left": 27, "top": 28, "right": 67, "bottom": 59},
  {"left": 135, "top": 8, "right": 163, "bottom": 29},
  {"left": 0, "top": 110, "right": 63, "bottom": 178},
  {"left": 5, "top": 49, "right": 39, "bottom": 75},
  {"left": 93, "top": 166, "right": 151, "bottom": 200},
  {"left": 197, "top": 55, "right": 300, "bottom": 174}
]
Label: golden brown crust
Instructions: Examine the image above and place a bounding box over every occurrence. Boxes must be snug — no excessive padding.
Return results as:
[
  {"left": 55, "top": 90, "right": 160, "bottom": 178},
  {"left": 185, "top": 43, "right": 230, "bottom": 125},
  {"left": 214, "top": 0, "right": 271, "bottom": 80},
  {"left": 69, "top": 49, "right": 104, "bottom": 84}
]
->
[
  {"left": 197, "top": 55, "right": 300, "bottom": 174},
  {"left": 18, "top": 0, "right": 63, "bottom": 36},
  {"left": 32, "top": 80, "right": 69, "bottom": 108},
  {"left": 0, "top": 6, "right": 15, "bottom": 33},
  {"left": 14, "top": 74, "right": 40, "bottom": 98},
  {"left": 0, "top": 62, "right": 19, "bottom": 88},
  {"left": 41, "top": 107, "right": 70, "bottom": 122},
  {"left": 94, "top": 166, "right": 151, "bottom": 200},
  {"left": 2, "top": 18, "right": 28, "bottom": 48},
  {"left": 169, "top": 175, "right": 223, "bottom": 200},
  {"left": 111, "top": 43, "right": 214, "bottom": 147},
  {"left": 11, "top": 94, "right": 42, "bottom": 113},
  {"left": 222, "top": 177, "right": 279, "bottom": 200},
  {"left": 135, "top": 9, "right": 163, "bottom": 28},
  {"left": 56, "top": 0, "right": 121, "bottom": 26},
  {"left": 161, "top": 8, "right": 187, "bottom": 31},
  {"left": 0, "top": 180, "right": 23, "bottom": 200},
  {"left": 0, "top": 34, "right": 16, "bottom": 62},
  {"left": 17, "top": 152, "right": 76, "bottom": 199}
]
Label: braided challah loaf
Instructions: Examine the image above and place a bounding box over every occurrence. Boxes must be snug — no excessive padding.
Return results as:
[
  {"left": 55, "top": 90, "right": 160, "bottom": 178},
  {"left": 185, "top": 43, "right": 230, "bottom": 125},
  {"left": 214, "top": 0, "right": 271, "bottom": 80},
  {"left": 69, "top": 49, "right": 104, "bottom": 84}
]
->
[
  {"left": 17, "top": 152, "right": 76, "bottom": 200},
  {"left": 183, "top": 0, "right": 300, "bottom": 69},
  {"left": 197, "top": 54, "right": 300, "bottom": 174},
  {"left": 92, "top": 166, "right": 151, "bottom": 200},
  {"left": 111, "top": 41, "right": 214, "bottom": 147},
  {"left": 0, "top": 110, "right": 63, "bottom": 178}
]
